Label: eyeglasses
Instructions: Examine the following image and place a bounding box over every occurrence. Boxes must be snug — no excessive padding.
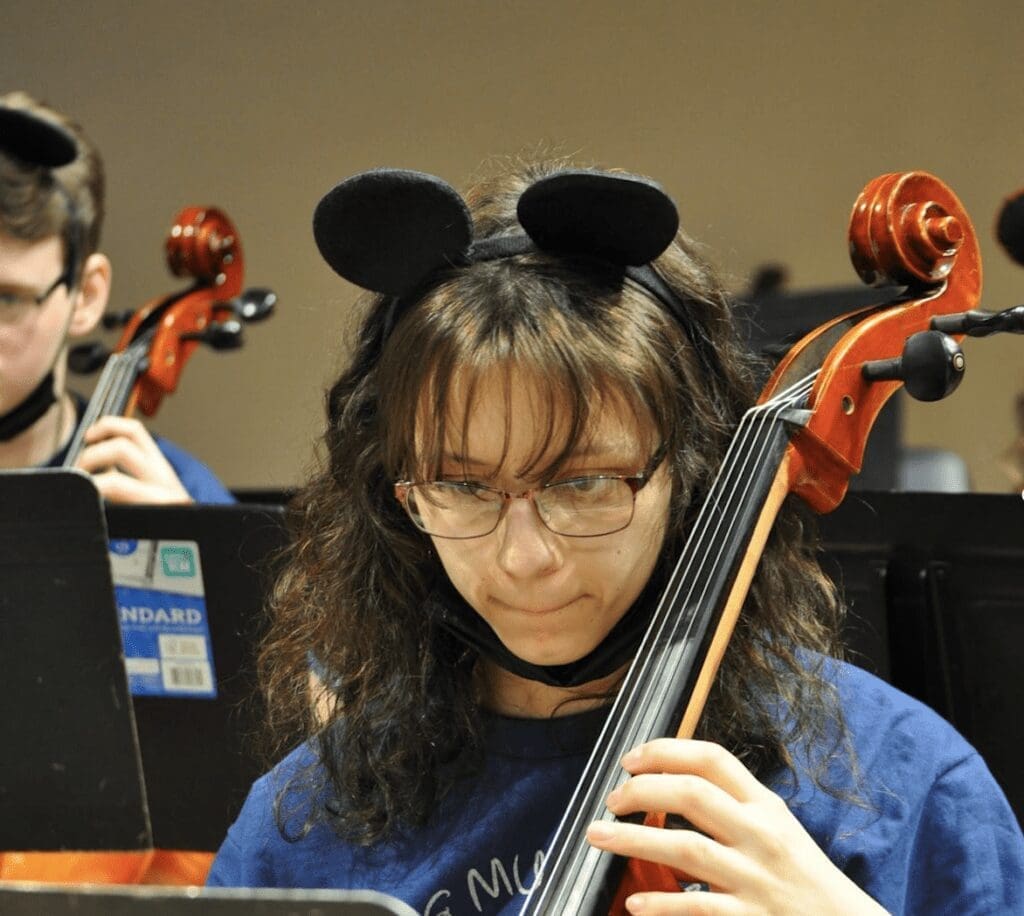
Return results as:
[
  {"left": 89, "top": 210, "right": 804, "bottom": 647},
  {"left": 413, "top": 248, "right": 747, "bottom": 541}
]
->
[
  {"left": 395, "top": 446, "right": 666, "bottom": 539},
  {"left": 0, "top": 273, "right": 66, "bottom": 322}
]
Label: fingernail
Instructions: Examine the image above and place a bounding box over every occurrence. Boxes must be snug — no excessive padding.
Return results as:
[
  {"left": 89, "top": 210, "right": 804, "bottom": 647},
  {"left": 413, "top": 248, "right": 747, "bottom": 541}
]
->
[
  {"left": 586, "top": 821, "right": 613, "bottom": 842},
  {"left": 625, "top": 895, "right": 646, "bottom": 913},
  {"left": 621, "top": 748, "right": 640, "bottom": 767},
  {"left": 606, "top": 787, "right": 621, "bottom": 806}
]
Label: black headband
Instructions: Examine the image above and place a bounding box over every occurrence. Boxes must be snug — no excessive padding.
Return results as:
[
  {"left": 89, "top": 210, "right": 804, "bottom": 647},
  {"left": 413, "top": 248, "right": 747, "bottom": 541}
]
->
[
  {"left": 0, "top": 103, "right": 83, "bottom": 288},
  {"left": 312, "top": 167, "right": 716, "bottom": 370}
]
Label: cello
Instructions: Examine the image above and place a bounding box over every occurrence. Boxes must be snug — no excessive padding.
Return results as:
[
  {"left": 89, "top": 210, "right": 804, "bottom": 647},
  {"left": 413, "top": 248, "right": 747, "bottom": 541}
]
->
[
  {"left": 63, "top": 205, "right": 275, "bottom": 469},
  {"left": 521, "top": 170, "right": 998, "bottom": 913}
]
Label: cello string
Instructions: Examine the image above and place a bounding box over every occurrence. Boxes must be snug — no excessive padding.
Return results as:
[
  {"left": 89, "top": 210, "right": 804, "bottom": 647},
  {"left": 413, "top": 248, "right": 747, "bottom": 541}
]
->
[
  {"left": 619, "top": 377, "right": 815, "bottom": 741},
  {"left": 609, "top": 374, "right": 815, "bottom": 727},
  {"left": 109, "top": 341, "right": 148, "bottom": 417},
  {"left": 596, "top": 377, "right": 814, "bottom": 767},
  {"left": 63, "top": 338, "right": 151, "bottom": 467},
  {"left": 62, "top": 353, "right": 123, "bottom": 467},
  {"left": 658, "top": 378, "right": 810, "bottom": 649}
]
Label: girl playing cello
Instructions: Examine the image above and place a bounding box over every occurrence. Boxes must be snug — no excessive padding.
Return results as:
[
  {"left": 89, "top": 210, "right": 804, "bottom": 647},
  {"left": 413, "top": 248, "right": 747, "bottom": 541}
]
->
[{"left": 209, "top": 157, "right": 1024, "bottom": 914}]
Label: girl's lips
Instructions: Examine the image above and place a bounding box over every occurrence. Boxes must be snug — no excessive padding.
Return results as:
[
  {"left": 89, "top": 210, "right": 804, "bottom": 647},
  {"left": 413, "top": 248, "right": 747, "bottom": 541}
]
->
[{"left": 494, "top": 596, "right": 581, "bottom": 615}]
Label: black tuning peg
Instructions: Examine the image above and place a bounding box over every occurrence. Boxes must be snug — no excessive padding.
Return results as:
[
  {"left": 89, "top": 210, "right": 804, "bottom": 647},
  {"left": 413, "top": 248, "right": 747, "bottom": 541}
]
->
[
  {"left": 931, "top": 305, "right": 1024, "bottom": 337},
  {"left": 101, "top": 309, "right": 135, "bottom": 330},
  {"left": 228, "top": 287, "right": 276, "bottom": 322},
  {"left": 181, "top": 318, "right": 245, "bottom": 350},
  {"left": 861, "top": 330, "right": 965, "bottom": 402},
  {"left": 68, "top": 341, "right": 111, "bottom": 374}
]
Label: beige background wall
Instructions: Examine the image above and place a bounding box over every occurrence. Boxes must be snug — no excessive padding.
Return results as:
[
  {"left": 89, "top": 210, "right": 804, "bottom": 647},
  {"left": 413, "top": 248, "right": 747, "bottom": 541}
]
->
[{"left": 3, "top": 0, "right": 1022, "bottom": 492}]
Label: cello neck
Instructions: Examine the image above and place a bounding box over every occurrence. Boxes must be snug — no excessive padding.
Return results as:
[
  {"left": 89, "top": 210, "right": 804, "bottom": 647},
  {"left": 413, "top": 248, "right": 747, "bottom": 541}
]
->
[
  {"left": 522, "top": 374, "right": 815, "bottom": 915},
  {"left": 61, "top": 337, "right": 150, "bottom": 469}
]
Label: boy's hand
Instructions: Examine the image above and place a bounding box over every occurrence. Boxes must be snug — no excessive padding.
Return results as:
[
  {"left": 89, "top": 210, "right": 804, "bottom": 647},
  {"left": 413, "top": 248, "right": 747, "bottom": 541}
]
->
[{"left": 74, "top": 415, "right": 192, "bottom": 505}]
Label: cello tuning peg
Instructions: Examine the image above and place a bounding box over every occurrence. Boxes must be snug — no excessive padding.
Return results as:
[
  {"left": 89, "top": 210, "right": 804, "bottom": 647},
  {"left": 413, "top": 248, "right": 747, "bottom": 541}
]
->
[
  {"left": 231, "top": 287, "right": 277, "bottom": 322},
  {"left": 931, "top": 304, "right": 1024, "bottom": 337},
  {"left": 182, "top": 318, "right": 245, "bottom": 350},
  {"left": 67, "top": 341, "right": 111, "bottom": 374},
  {"left": 204, "top": 318, "right": 245, "bottom": 350},
  {"left": 204, "top": 321, "right": 244, "bottom": 352},
  {"left": 101, "top": 309, "right": 135, "bottom": 330},
  {"left": 861, "top": 330, "right": 965, "bottom": 402}
]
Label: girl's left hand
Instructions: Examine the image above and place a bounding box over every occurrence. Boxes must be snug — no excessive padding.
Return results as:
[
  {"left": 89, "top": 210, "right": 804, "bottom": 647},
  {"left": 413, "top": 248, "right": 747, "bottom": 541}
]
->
[{"left": 585, "top": 737, "right": 889, "bottom": 915}]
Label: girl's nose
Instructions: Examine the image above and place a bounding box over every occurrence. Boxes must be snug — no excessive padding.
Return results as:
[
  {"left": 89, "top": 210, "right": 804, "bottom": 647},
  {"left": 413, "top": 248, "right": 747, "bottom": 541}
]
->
[{"left": 493, "top": 495, "right": 561, "bottom": 579}]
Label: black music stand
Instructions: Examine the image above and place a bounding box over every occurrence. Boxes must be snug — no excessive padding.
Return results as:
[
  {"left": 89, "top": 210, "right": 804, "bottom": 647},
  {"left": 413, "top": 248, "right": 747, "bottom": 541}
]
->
[
  {"left": 103, "top": 501, "right": 290, "bottom": 851},
  {"left": 819, "top": 491, "right": 1024, "bottom": 824},
  {"left": 0, "top": 470, "right": 151, "bottom": 851},
  {"left": 0, "top": 472, "right": 291, "bottom": 853},
  {"left": 0, "top": 884, "right": 416, "bottom": 915}
]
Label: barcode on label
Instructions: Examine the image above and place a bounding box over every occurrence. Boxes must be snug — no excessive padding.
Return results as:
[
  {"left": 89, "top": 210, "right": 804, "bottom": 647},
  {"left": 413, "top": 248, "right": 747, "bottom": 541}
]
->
[
  {"left": 161, "top": 661, "right": 214, "bottom": 693},
  {"left": 158, "top": 634, "right": 207, "bottom": 659}
]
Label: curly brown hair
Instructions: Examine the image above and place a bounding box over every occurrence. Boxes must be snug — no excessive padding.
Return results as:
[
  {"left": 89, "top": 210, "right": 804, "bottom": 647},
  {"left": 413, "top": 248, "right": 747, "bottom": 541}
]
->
[{"left": 259, "top": 156, "right": 847, "bottom": 845}]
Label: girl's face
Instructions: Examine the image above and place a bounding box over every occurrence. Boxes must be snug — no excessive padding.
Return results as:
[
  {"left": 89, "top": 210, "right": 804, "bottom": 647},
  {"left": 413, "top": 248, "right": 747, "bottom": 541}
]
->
[{"left": 425, "top": 367, "right": 672, "bottom": 670}]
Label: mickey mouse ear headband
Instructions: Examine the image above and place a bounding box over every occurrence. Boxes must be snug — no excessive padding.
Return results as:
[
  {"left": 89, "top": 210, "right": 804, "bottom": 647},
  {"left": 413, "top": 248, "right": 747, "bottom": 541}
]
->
[
  {"left": 313, "top": 167, "right": 715, "bottom": 371},
  {"left": 0, "top": 105, "right": 77, "bottom": 168},
  {"left": 0, "top": 103, "right": 83, "bottom": 287}
]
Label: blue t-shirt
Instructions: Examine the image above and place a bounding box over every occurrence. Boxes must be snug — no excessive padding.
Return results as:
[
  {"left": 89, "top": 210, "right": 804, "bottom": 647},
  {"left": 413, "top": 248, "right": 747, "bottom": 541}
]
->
[
  {"left": 149, "top": 435, "right": 234, "bottom": 504},
  {"left": 207, "top": 661, "right": 1024, "bottom": 915}
]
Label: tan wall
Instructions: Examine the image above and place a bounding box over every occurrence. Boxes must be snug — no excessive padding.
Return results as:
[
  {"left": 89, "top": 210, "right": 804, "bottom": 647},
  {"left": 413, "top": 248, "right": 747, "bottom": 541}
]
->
[{"left": 4, "top": 0, "right": 1022, "bottom": 492}]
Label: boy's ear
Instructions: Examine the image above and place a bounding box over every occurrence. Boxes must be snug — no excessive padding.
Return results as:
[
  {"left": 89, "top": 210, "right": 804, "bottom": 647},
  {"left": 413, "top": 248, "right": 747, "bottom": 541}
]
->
[{"left": 68, "top": 252, "right": 111, "bottom": 337}]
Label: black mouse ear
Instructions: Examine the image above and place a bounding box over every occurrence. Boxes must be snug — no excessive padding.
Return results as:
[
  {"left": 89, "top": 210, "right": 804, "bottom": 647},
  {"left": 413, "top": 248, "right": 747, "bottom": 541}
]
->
[
  {"left": 996, "top": 189, "right": 1024, "bottom": 268},
  {"left": 0, "top": 106, "right": 77, "bottom": 168},
  {"left": 313, "top": 168, "right": 474, "bottom": 297},
  {"left": 517, "top": 170, "right": 679, "bottom": 267}
]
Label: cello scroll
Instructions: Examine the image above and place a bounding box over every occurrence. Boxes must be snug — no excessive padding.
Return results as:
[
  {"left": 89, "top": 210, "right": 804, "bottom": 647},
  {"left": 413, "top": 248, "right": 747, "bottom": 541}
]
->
[
  {"left": 119, "top": 206, "right": 246, "bottom": 417},
  {"left": 764, "top": 171, "right": 981, "bottom": 512},
  {"left": 63, "top": 205, "right": 275, "bottom": 468}
]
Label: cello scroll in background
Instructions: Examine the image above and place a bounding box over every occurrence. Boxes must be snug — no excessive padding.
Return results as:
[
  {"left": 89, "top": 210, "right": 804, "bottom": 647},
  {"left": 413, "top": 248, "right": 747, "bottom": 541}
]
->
[{"left": 65, "top": 206, "right": 276, "bottom": 467}]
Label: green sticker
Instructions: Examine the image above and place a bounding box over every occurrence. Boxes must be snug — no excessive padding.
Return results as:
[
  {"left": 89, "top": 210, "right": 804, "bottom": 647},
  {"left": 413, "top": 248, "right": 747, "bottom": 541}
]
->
[{"left": 160, "top": 545, "right": 196, "bottom": 578}]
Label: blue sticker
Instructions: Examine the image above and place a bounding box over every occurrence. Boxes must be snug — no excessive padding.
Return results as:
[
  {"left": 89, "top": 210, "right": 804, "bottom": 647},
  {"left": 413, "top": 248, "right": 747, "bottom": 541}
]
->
[
  {"left": 109, "top": 540, "right": 217, "bottom": 699},
  {"left": 109, "top": 538, "right": 139, "bottom": 556}
]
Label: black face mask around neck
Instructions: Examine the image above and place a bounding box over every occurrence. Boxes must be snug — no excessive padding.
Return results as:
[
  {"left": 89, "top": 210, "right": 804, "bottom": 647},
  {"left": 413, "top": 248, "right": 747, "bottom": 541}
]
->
[
  {"left": 0, "top": 371, "right": 57, "bottom": 442},
  {"left": 424, "top": 551, "right": 671, "bottom": 689}
]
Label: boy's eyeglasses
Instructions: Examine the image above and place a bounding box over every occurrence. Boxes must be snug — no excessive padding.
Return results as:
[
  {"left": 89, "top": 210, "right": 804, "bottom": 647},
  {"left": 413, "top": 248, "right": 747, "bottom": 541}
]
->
[
  {"left": 395, "top": 447, "right": 666, "bottom": 539},
  {"left": 0, "top": 273, "right": 66, "bottom": 322}
]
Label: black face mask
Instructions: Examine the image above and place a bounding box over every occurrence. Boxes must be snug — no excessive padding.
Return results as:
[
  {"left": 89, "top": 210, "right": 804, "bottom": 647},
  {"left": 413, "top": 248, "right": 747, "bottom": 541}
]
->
[
  {"left": 0, "top": 371, "right": 57, "bottom": 442},
  {"left": 423, "top": 550, "right": 671, "bottom": 689}
]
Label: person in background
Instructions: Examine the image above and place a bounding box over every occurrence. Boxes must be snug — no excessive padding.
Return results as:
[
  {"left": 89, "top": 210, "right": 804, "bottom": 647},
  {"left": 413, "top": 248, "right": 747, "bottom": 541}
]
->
[
  {"left": 207, "top": 158, "right": 1024, "bottom": 914},
  {"left": 0, "top": 90, "right": 232, "bottom": 887},
  {"left": 0, "top": 90, "right": 232, "bottom": 504}
]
